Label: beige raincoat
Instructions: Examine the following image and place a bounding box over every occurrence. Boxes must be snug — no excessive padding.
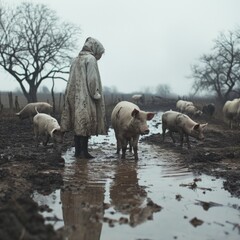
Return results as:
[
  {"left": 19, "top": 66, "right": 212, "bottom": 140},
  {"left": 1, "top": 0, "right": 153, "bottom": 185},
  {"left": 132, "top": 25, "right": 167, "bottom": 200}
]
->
[{"left": 61, "top": 37, "right": 107, "bottom": 136}]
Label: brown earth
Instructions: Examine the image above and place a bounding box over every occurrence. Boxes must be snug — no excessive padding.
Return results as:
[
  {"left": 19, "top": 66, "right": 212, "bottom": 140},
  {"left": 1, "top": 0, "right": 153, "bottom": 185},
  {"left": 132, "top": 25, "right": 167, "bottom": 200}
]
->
[{"left": 0, "top": 109, "right": 240, "bottom": 239}]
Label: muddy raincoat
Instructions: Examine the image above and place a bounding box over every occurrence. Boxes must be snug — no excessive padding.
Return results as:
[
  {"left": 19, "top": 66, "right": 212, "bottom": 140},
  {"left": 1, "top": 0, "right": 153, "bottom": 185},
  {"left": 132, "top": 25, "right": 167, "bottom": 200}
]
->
[{"left": 61, "top": 37, "right": 107, "bottom": 136}]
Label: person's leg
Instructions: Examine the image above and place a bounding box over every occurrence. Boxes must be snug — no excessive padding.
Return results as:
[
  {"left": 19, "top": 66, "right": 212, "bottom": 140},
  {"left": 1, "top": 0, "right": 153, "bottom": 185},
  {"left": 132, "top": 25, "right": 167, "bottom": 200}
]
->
[
  {"left": 82, "top": 136, "right": 94, "bottom": 159},
  {"left": 74, "top": 135, "right": 82, "bottom": 157}
]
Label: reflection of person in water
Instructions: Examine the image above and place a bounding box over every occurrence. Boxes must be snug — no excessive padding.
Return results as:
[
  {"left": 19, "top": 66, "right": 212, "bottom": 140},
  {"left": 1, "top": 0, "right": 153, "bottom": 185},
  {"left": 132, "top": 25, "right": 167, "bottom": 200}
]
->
[
  {"left": 60, "top": 160, "right": 104, "bottom": 240},
  {"left": 110, "top": 161, "right": 157, "bottom": 227}
]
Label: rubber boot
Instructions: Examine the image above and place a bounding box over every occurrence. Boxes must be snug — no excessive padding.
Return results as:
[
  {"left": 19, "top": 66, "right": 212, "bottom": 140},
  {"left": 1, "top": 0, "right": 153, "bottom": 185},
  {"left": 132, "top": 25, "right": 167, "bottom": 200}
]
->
[
  {"left": 83, "top": 136, "right": 94, "bottom": 159},
  {"left": 74, "top": 135, "right": 82, "bottom": 157}
]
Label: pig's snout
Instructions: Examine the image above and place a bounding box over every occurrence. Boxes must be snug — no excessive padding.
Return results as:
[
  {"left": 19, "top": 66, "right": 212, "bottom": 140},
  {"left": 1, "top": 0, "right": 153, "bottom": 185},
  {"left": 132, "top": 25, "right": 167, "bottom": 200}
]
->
[
  {"left": 141, "top": 129, "right": 149, "bottom": 135},
  {"left": 198, "top": 135, "right": 204, "bottom": 140}
]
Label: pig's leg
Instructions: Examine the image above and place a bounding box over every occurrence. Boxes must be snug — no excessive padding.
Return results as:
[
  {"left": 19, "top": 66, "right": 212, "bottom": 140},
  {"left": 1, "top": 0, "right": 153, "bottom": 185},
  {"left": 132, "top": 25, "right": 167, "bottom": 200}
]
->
[
  {"left": 132, "top": 135, "right": 139, "bottom": 160},
  {"left": 121, "top": 138, "right": 128, "bottom": 159},
  {"left": 169, "top": 131, "right": 176, "bottom": 143},
  {"left": 185, "top": 134, "right": 191, "bottom": 149},
  {"left": 117, "top": 139, "right": 121, "bottom": 154},
  {"left": 33, "top": 124, "right": 39, "bottom": 147},
  {"left": 43, "top": 134, "right": 50, "bottom": 146},
  {"left": 128, "top": 138, "right": 133, "bottom": 152},
  {"left": 29, "top": 115, "right": 33, "bottom": 122},
  {"left": 114, "top": 129, "right": 121, "bottom": 154},
  {"left": 179, "top": 131, "right": 184, "bottom": 148},
  {"left": 115, "top": 133, "right": 121, "bottom": 154},
  {"left": 52, "top": 137, "right": 62, "bottom": 153},
  {"left": 162, "top": 125, "right": 166, "bottom": 142},
  {"left": 52, "top": 139, "right": 57, "bottom": 151}
]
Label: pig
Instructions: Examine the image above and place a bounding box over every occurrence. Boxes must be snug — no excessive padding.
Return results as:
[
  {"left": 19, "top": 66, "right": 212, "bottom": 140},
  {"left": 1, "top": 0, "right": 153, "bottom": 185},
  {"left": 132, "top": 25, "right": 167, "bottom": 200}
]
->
[
  {"left": 33, "top": 108, "right": 64, "bottom": 148},
  {"left": 16, "top": 102, "right": 53, "bottom": 120},
  {"left": 162, "top": 110, "right": 208, "bottom": 149},
  {"left": 132, "top": 94, "right": 144, "bottom": 104},
  {"left": 176, "top": 100, "right": 193, "bottom": 113},
  {"left": 202, "top": 103, "right": 215, "bottom": 116},
  {"left": 222, "top": 98, "right": 240, "bottom": 129},
  {"left": 111, "top": 101, "right": 155, "bottom": 160},
  {"left": 184, "top": 105, "right": 203, "bottom": 117}
]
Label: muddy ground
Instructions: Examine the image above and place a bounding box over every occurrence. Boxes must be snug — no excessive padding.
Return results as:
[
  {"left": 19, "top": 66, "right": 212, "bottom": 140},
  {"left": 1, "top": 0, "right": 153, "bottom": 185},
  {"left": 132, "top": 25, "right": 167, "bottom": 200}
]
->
[{"left": 0, "top": 108, "right": 240, "bottom": 239}]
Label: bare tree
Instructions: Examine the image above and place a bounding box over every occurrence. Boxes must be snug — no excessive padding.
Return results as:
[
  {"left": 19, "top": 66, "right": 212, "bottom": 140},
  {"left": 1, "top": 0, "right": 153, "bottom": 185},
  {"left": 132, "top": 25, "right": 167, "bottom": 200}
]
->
[
  {"left": 191, "top": 29, "right": 240, "bottom": 104},
  {"left": 155, "top": 84, "right": 171, "bottom": 98},
  {"left": 0, "top": 2, "right": 80, "bottom": 102}
]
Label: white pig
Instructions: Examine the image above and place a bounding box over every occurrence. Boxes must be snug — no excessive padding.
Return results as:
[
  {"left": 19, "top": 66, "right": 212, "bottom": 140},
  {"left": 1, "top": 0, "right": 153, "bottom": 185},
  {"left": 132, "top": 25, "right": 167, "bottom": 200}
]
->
[
  {"left": 111, "top": 101, "right": 155, "bottom": 160},
  {"left": 176, "top": 100, "right": 193, "bottom": 113},
  {"left": 184, "top": 105, "right": 203, "bottom": 117},
  {"left": 222, "top": 98, "right": 240, "bottom": 129},
  {"left": 162, "top": 110, "right": 207, "bottom": 149},
  {"left": 33, "top": 109, "right": 64, "bottom": 147},
  {"left": 132, "top": 94, "right": 144, "bottom": 104},
  {"left": 16, "top": 102, "right": 53, "bottom": 120}
]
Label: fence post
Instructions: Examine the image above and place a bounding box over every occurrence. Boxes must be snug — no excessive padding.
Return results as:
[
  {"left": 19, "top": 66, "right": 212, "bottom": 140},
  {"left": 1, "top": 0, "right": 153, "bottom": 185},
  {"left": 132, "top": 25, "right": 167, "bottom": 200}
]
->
[
  {"left": 63, "top": 94, "right": 65, "bottom": 108},
  {"left": 15, "top": 95, "right": 20, "bottom": 111},
  {"left": 8, "top": 92, "right": 13, "bottom": 111},
  {"left": 0, "top": 92, "right": 3, "bottom": 113}
]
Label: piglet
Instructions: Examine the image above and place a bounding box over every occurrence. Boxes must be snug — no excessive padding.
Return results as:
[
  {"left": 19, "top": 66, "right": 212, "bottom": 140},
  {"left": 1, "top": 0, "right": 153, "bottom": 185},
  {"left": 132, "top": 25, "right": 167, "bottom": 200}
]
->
[
  {"left": 111, "top": 101, "right": 155, "bottom": 160},
  {"left": 16, "top": 102, "right": 53, "bottom": 120},
  {"left": 33, "top": 108, "right": 64, "bottom": 149},
  {"left": 162, "top": 110, "right": 207, "bottom": 148}
]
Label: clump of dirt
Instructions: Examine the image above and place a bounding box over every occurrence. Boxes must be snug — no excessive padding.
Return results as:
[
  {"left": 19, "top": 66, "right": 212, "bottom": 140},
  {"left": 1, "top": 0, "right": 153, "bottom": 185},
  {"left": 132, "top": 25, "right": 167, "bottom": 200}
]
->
[{"left": 0, "top": 196, "right": 61, "bottom": 240}]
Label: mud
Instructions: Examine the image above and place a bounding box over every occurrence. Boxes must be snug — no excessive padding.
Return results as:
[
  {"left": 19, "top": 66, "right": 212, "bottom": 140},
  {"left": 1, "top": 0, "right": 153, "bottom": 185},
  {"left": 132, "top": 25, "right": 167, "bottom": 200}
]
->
[
  {"left": 144, "top": 115, "right": 240, "bottom": 198},
  {"left": 0, "top": 110, "right": 240, "bottom": 239}
]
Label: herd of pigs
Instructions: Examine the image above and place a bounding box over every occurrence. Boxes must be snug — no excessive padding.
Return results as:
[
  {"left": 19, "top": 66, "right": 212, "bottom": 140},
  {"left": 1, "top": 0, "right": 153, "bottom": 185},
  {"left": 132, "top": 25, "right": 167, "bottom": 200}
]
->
[{"left": 14, "top": 98, "right": 238, "bottom": 160}]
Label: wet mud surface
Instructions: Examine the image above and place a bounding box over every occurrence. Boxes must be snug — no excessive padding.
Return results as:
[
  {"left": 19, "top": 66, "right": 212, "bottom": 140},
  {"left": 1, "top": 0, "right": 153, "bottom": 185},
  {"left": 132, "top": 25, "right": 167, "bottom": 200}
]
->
[
  {"left": 0, "top": 111, "right": 240, "bottom": 239},
  {"left": 145, "top": 116, "right": 240, "bottom": 198}
]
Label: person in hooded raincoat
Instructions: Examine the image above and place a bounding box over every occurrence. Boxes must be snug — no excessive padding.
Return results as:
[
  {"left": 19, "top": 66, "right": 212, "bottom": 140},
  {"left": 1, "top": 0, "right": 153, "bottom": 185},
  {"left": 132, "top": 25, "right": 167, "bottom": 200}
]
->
[{"left": 61, "top": 37, "right": 107, "bottom": 158}]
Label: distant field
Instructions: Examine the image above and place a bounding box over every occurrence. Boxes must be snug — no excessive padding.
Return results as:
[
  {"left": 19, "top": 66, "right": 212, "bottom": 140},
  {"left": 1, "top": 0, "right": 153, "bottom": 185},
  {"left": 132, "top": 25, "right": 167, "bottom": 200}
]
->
[
  {"left": 2, "top": 90, "right": 215, "bottom": 118},
  {"left": 0, "top": 91, "right": 166, "bottom": 109},
  {"left": 0, "top": 91, "right": 64, "bottom": 112}
]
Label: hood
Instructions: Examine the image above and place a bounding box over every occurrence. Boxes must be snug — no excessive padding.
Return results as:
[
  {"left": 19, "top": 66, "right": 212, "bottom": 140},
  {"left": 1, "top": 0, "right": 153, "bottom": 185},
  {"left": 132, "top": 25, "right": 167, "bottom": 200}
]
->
[{"left": 80, "top": 37, "right": 105, "bottom": 57}]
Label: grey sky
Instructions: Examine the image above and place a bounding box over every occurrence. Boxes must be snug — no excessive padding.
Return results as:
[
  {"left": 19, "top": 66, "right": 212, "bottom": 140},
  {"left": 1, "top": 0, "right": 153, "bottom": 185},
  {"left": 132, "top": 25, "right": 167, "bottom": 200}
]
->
[{"left": 2, "top": 0, "right": 240, "bottom": 95}]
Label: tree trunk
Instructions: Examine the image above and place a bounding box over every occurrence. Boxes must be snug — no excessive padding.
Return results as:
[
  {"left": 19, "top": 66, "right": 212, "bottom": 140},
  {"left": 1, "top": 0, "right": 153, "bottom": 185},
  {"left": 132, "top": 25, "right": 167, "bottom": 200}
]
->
[
  {"left": 58, "top": 93, "right": 62, "bottom": 113},
  {"left": 25, "top": 85, "right": 38, "bottom": 103},
  {"left": 51, "top": 78, "right": 55, "bottom": 114}
]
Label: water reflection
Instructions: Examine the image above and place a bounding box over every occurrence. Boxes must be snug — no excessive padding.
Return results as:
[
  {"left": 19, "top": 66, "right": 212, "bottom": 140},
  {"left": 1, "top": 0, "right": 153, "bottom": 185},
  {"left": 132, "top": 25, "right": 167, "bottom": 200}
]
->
[
  {"left": 32, "top": 112, "right": 240, "bottom": 240},
  {"left": 111, "top": 161, "right": 146, "bottom": 211},
  {"left": 60, "top": 159, "right": 105, "bottom": 240},
  {"left": 110, "top": 160, "right": 161, "bottom": 227}
]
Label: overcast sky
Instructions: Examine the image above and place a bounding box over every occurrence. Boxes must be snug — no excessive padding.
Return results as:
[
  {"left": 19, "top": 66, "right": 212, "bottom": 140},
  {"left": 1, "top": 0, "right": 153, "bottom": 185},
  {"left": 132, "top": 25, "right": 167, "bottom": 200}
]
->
[{"left": 2, "top": 0, "right": 240, "bottom": 95}]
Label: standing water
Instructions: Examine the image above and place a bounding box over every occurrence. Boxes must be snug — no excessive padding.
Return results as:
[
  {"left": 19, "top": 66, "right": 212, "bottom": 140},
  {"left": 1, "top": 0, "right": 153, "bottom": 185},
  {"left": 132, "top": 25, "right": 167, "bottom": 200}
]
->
[{"left": 33, "top": 112, "right": 240, "bottom": 240}]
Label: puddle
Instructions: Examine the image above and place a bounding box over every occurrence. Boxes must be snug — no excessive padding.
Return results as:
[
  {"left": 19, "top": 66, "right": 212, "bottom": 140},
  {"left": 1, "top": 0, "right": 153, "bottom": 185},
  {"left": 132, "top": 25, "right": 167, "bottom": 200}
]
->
[{"left": 33, "top": 112, "right": 240, "bottom": 240}]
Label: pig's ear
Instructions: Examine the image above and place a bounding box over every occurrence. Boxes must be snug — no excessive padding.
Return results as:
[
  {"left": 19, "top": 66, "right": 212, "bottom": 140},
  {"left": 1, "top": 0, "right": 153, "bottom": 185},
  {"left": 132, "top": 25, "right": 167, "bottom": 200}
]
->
[
  {"left": 131, "top": 108, "right": 139, "bottom": 118},
  {"left": 193, "top": 124, "right": 200, "bottom": 130},
  {"left": 147, "top": 112, "right": 155, "bottom": 120},
  {"left": 201, "top": 123, "right": 208, "bottom": 129}
]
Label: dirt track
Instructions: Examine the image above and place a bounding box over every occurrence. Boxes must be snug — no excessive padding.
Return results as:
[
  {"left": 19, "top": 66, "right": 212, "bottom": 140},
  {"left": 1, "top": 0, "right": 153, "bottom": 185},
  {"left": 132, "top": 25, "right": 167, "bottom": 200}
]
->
[{"left": 0, "top": 110, "right": 240, "bottom": 239}]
